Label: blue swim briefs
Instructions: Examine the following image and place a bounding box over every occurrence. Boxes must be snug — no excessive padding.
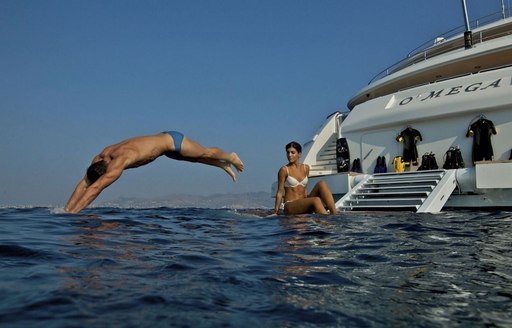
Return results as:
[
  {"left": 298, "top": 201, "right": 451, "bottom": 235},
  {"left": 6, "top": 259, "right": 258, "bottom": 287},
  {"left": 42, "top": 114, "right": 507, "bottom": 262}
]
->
[{"left": 163, "top": 131, "right": 184, "bottom": 154}]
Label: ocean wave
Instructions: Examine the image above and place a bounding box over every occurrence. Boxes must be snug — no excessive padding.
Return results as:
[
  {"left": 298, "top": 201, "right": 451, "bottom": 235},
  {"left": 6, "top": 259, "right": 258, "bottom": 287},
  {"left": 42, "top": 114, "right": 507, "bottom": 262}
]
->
[{"left": 0, "top": 207, "right": 511, "bottom": 327}]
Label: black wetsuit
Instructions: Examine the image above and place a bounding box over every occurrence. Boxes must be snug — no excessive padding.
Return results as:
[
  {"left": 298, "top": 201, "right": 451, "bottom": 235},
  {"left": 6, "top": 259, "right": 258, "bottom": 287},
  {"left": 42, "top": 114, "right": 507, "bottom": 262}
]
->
[
  {"left": 397, "top": 127, "right": 422, "bottom": 165},
  {"left": 466, "top": 118, "right": 497, "bottom": 164}
]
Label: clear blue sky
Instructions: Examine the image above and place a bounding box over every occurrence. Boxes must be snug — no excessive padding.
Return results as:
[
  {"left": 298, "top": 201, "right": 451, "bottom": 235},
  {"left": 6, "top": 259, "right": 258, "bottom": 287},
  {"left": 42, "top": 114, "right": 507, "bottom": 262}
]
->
[{"left": 0, "top": 0, "right": 504, "bottom": 206}]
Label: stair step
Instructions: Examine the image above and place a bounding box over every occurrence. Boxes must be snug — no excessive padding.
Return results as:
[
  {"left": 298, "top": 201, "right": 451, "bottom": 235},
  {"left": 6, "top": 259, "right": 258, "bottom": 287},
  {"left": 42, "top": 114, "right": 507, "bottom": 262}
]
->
[
  {"left": 372, "top": 173, "right": 443, "bottom": 179},
  {"left": 310, "top": 166, "right": 337, "bottom": 171},
  {"left": 371, "top": 170, "right": 444, "bottom": 176},
  {"left": 335, "top": 169, "right": 457, "bottom": 213},
  {"left": 339, "top": 204, "right": 419, "bottom": 210},
  {"left": 313, "top": 159, "right": 337, "bottom": 165},
  {"left": 365, "top": 179, "right": 439, "bottom": 186},
  {"left": 361, "top": 185, "right": 434, "bottom": 191},
  {"left": 352, "top": 191, "right": 430, "bottom": 197},
  {"left": 346, "top": 197, "right": 425, "bottom": 203},
  {"left": 370, "top": 177, "right": 441, "bottom": 182}
]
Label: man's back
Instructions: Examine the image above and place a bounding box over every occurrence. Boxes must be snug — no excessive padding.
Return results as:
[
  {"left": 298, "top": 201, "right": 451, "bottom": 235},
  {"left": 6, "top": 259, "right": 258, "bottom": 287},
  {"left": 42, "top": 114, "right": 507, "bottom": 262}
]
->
[{"left": 97, "top": 134, "right": 171, "bottom": 170}]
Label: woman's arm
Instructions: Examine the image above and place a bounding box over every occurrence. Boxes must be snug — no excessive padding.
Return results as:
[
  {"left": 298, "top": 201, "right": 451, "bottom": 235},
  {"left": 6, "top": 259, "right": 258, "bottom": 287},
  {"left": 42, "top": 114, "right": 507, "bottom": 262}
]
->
[{"left": 273, "top": 167, "right": 287, "bottom": 215}]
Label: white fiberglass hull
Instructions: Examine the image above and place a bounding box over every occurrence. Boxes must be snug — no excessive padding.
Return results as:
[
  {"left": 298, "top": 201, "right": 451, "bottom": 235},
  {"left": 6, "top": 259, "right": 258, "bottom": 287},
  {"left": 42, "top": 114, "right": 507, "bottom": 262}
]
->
[{"left": 293, "top": 66, "right": 512, "bottom": 211}]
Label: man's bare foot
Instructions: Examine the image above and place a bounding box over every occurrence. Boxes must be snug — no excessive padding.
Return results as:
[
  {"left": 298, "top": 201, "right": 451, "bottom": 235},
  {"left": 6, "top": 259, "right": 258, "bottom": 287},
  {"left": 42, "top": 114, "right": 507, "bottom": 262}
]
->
[
  {"left": 219, "top": 161, "right": 237, "bottom": 181},
  {"left": 230, "top": 153, "right": 244, "bottom": 172}
]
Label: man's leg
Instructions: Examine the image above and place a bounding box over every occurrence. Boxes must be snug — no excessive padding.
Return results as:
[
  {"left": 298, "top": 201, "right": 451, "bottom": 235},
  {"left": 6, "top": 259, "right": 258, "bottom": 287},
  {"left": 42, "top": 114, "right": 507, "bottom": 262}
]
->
[{"left": 177, "top": 136, "right": 244, "bottom": 181}]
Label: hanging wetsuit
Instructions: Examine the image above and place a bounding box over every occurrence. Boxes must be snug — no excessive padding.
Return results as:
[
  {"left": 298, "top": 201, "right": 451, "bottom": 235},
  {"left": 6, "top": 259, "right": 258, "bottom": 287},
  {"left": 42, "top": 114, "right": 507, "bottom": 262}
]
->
[
  {"left": 466, "top": 117, "right": 497, "bottom": 164},
  {"left": 396, "top": 127, "right": 422, "bottom": 165}
]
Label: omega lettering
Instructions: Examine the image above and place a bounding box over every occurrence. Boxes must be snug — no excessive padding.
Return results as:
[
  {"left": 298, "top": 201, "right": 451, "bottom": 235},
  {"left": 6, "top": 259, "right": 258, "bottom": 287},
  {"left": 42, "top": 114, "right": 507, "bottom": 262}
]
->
[
  {"left": 420, "top": 90, "right": 443, "bottom": 101},
  {"left": 446, "top": 86, "right": 462, "bottom": 95},
  {"left": 400, "top": 97, "right": 413, "bottom": 105},
  {"left": 465, "top": 82, "right": 482, "bottom": 92},
  {"left": 480, "top": 79, "right": 501, "bottom": 90},
  {"left": 398, "top": 77, "right": 509, "bottom": 107}
]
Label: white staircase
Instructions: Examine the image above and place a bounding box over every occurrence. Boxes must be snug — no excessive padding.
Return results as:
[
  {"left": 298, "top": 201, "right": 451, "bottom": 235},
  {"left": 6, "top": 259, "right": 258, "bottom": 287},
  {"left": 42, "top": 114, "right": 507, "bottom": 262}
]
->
[{"left": 336, "top": 170, "right": 457, "bottom": 213}]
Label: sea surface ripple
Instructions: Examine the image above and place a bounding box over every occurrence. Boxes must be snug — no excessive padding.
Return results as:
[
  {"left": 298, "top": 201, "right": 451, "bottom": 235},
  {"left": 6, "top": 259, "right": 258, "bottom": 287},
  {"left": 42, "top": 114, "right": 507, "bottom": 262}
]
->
[{"left": 0, "top": 207, "right": 511, "bottom": 327}]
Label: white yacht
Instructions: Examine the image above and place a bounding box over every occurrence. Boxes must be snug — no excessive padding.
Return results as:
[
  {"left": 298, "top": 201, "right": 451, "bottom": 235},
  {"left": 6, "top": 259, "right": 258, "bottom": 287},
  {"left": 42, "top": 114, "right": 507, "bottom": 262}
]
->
[{"left": 273, "top": 5, "right": 512, "bottom": 213}]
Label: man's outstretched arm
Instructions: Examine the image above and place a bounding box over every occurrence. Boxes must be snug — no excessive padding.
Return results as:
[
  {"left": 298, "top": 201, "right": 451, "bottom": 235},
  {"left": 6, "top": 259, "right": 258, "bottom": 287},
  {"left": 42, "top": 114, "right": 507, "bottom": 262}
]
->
[
  {"left": 65, "top": 177, "right": 90, "bottom": 213},
  {"left": 65, "top": 165, "right": 124, "bottom": 214}
]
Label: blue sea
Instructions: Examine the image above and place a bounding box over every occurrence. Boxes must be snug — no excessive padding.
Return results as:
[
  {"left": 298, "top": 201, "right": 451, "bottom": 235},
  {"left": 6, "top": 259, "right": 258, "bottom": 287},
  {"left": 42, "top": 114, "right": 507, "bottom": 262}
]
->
[{"left": 0, "top": 207, "right": 511, "bottom": 327}]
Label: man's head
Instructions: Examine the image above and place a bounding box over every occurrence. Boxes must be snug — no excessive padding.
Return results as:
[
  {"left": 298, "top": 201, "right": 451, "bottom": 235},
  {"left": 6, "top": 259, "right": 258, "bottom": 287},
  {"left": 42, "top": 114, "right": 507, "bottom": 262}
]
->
[{"left": 86, "top": 160, "right": 107, "bottom": 184}]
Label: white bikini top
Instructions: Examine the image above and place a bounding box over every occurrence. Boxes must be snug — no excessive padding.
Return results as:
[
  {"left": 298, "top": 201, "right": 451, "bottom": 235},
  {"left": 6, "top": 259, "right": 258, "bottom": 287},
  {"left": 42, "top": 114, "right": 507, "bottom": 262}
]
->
[{"left": 284, "top": 165, "right": 308, "bottom": 188}]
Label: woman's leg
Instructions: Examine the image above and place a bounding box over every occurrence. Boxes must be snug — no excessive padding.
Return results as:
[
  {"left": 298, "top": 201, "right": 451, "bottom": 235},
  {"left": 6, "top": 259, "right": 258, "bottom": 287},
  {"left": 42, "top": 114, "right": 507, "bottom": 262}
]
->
[
  {"left": 309, "top": 181, "right": 337, "bottom": 214},
  {"left": 284, "top": 197, "right": 328, "bottom": 215}
]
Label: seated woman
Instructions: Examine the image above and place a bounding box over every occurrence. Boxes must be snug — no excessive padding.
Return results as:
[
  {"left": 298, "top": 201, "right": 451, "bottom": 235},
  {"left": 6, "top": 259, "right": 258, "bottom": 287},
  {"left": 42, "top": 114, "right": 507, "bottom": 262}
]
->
[{"left": 272, "top": 141, "right": 337, "bottom": 215}]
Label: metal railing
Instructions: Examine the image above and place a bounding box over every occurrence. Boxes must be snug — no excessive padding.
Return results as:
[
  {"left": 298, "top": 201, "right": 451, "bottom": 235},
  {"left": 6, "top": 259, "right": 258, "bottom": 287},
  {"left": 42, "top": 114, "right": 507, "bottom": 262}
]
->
[{"left": 368, "top": 8, "right": 512, "bottom": 85}]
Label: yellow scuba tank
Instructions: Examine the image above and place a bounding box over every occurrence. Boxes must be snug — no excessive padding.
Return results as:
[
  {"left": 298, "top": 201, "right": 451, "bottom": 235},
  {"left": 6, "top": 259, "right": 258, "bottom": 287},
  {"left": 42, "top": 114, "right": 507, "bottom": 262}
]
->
[{"left": 393, "top": 156, "right": 405, "bottom": 172}]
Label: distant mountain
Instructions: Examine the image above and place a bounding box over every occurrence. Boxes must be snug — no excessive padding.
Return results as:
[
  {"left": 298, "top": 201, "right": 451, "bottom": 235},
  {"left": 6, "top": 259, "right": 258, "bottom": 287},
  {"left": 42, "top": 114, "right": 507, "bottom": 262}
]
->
[{"left": 98, "top": 191, "right": 272, "bottom": 209}]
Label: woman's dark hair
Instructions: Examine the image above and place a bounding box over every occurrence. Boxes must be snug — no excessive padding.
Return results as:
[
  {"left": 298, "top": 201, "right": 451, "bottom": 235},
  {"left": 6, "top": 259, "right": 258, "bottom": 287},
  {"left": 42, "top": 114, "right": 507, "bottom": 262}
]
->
[
  {"left": 86, "top": 160, "right": 107, "bottom": 183},
  {"left": 285, "top": 141, "right": 302, "bottom": 153}
]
